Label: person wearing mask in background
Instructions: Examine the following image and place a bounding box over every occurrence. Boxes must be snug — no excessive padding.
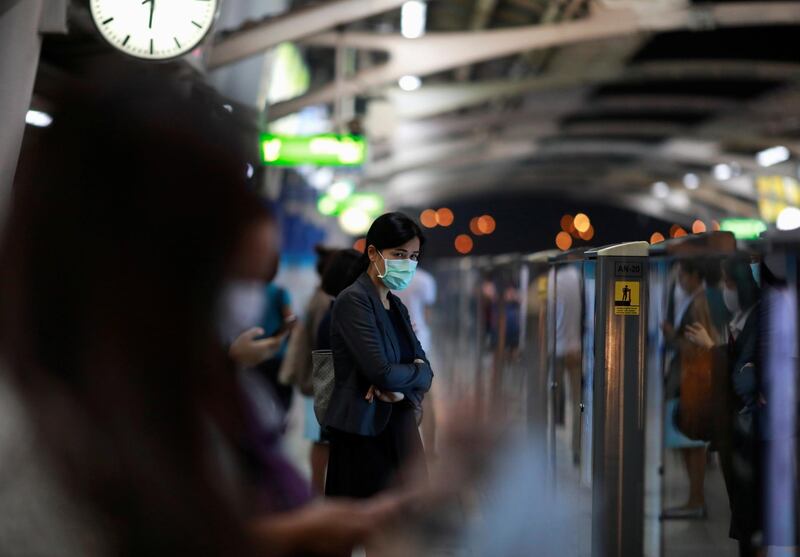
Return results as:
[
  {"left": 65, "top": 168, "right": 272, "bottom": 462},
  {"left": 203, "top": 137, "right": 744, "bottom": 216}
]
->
[
  {"left": 0, "top": 75, "right": 421, "bottom": 557},
  {"left": 661, "top": 259, "right": 719, "bottom": 520},
  {"left": 324, "top": 213, "right": 434, "bottom": 498},
  {"left": 278, "top": 246, "right": 335, "bottom": 495},
  {"left": 686, "top": 259, "right": 762, "bottom": 556},
  {"left": 396, "top": 266, "right": 438, "bottom": 456}
]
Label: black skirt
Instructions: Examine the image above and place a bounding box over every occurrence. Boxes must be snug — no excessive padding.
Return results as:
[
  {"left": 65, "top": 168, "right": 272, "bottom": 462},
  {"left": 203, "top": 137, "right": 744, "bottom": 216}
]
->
[{"left": 325, "top": 402, "right": 425, "bottom": 498}]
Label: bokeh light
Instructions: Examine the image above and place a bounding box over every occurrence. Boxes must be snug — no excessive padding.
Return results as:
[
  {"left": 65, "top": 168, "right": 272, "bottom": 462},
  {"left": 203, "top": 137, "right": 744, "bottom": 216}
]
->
[
  {"left": 650, "top": 232, "right": 665, "bottom": 244},
  {"left": 469, "top": 217, "right": 483, "bottom": 236},
  {"left": 339, "top": 207, "right": 372, "bottom": 235},
  {"left": 673, "top": 227, "right": 688, "bottom": 238},
  {"left": 692, "top": 219, "right": 707, "bottom": 234},
  {"left": 477, "top": 215, "right": 496, "bottom": 235},
  {"left": 353, "top": 238, "right": 366, "bottom": 252},
  {"left": 455, "top": 234, "right": 474, "bottom": 254},
  {"left": 436, "top": 208, "right": 454, "bottom": 227},
  {"left": 420, "top": 209, "right": 437, "bottom": 228},
  {"left": 573, "top": 213, "right": 590, "bottom": 233},
  {"left": 560, "top": 214, "right": 574, "bottom": 232},
  {"left": 579, "top": 224, "right": 595, "bottom": 241},
  {"left": 556, "top": 231, "right": 573, "bottom": 251},
  {"left": 711, "top": 220, "right": 721, "bottom": 231},
  {"left": 669, "top": 224, "right": 681, "bottom": 237}
]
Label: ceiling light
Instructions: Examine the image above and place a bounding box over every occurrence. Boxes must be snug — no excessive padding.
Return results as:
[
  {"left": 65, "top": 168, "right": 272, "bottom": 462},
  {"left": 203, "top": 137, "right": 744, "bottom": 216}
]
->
[
  {"left": 682, "top": 173, "right": 700, "bottom": 190},
  {"left": 713, "top": 164, "right": 733, "bottom": 181},
  {"left": 26, "top": 110, "right": 52, "bottom": 127},
  {"left": 777, "top": 207, "right": 800, "bottom": 231},
  {"left": 757, "top": 145, "right": 790, "bottom": 168},
  {"left": 401, "top": 0, "right": 426, "bottom": 39},
  {"left": 652, "top": 181, "right": 670, "bottom": 199},
  {"left": 328, "top": 180, "right": 354, "bottom": 201},
  {"left": 398, "top": 75, "right": 422, "bottom": 92},
  {"left": 339, "top": 207, "right": 372, "bottom": 235}
]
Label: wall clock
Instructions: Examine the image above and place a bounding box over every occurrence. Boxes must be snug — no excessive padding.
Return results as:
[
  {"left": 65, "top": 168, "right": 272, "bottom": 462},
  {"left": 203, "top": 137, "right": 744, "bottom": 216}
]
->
[{"left": 90, "top": 0, "right": 219, "bottom": 61}]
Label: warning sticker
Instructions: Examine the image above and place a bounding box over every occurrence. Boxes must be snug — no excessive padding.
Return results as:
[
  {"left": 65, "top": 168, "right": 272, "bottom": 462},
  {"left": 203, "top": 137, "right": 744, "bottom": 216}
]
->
[{"left": 614, "top": 281, "right": 640, "bottom": 316}]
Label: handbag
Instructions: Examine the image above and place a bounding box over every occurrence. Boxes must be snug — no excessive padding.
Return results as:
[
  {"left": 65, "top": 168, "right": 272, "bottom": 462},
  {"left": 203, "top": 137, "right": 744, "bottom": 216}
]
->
[{"left": 311, "top": 349, "right": 335, "bottom": 425}]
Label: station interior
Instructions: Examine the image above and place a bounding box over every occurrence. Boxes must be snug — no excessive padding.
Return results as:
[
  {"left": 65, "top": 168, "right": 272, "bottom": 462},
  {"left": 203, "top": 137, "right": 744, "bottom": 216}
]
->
[{"left": 2, "top": 1, "right": 800, "bottom": 556}]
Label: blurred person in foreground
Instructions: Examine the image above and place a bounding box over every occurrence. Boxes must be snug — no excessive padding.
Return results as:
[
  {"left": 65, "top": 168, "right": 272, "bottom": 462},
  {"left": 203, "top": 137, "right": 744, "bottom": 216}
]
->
[
  {"left": 324, "top": 213, "right": 434, "bottom": 498},
  {"left": 0, "top": 76, "right": 418, "bottom": 557}
]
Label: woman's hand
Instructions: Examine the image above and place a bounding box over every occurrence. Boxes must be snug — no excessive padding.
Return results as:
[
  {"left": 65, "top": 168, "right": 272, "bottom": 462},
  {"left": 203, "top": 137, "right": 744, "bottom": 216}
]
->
[
  {"left": 685, "top": 322, "right": 715, "bottom": 350},
  {"left": 229, "top": 327, "right": 285, "bottom": 366},
  {"left": 365, "top": 385, "right": 405, "bottom": 403}
]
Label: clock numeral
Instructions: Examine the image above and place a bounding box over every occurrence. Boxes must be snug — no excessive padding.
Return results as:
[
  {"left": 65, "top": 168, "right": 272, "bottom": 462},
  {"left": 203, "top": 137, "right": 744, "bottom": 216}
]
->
[
  {"left": 149, "top": 39, "right": 153, "bottom": 54},
  {"left": 102, "top": 17, "right": 114, "bottom": 24},
  {"left": 191, "top": 20, "right": 202, "bottom": 28},
  {"left": 174, "top": 37, "right": 181, "bottom": 48},
  {"left": 122, "top": 35, "right": 130, "bottom": 46}
]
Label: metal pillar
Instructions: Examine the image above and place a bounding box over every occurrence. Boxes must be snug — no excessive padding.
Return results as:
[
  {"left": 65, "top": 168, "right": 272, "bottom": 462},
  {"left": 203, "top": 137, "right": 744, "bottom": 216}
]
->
[
  {"left": 0, "top": 0, "right": 44, "bottom": 222},
  {"left": 590, "top": 242, "right": 649, "bottom": 557}
]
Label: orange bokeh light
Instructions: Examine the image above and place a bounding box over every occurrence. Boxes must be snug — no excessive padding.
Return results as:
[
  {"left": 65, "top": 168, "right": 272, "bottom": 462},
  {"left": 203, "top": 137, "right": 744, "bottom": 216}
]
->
[
  {"left": 692, "top": 219, "right": 707, "bottom": 234},
  {"left": 353, "top": 238, "right": 366, "bottom": 252},
  {"left": 556, "top": 231, "right": 573, "bottom": 251},
  {"left": 455, "top": 234, "right": 474, "bottom": 254},
  {"left": 669, "top": 224, "right": 681, "bottom": 237},
  {"left": 674, "top": 227, "right": 688, "bottom": 238},
  {"left": 573, "top": 213, "right": 590, "bottom": 233},
  {"left": 436, "top": 208, "right": 454, "bottom": 227},
  {"left": 650, "top": 232, "right": 665, "bottom": 244},
  {"left": 711, "top": 220, "right": 721, "bottom": 231},
  {"left": 420, "top": 209, "right": 437, "bottom": 228},
  {"left": 579, "top": 225, "right": 595, "bottom": 241},
  {"left": 560, "top": 214, "right": 574, "bottom": 232},
  {"left": 469, "top": 217, "right": 483, "bottom": 236},
  {"left": 477, "top": 215, "right": 496, "bottom": 235}
]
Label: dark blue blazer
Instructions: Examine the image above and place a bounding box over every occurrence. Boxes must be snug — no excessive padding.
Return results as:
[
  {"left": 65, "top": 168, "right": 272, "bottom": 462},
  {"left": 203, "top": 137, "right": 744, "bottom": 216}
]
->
[{"left": 323, "top": 273, "right": 433, "bottom": 436}]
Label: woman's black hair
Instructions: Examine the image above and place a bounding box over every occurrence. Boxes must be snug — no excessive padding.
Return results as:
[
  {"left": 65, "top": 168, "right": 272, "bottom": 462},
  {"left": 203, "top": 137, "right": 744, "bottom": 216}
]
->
[
  {"left": 355, "top": 212, "right": 425, "bottom": 277},
  {"left": 321, "top": 249, "right": 363, "bottom": 297},
  {"left": 722, "top": 258, "right": 760, "bottom": 309}
]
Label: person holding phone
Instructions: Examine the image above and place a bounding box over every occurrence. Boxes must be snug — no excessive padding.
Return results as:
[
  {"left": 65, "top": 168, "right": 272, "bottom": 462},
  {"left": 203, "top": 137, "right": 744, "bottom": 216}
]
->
[
  {"left": 254, "top": 283, "right": 296, "bottom": 413},
  {"left": 324, "top": 213, "right": 434, "bottom": 498}
]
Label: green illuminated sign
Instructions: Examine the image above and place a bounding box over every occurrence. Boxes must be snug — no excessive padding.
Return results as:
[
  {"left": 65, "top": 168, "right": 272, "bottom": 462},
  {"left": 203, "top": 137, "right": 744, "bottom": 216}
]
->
[
  {"left": 260, "top": 134, "right": 367, "bottom": 167},
  {"left": 316, "top": 191, "right": 383, "bottom": 218},
  {"left": 719, "top": 218, "right": 767, "bottom": 240}
]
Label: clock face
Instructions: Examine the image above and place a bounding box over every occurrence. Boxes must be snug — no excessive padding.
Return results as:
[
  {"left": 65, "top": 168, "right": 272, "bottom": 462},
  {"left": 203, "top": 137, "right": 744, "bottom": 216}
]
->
[{"left": 90, "top": 0, "right": 218, "bottom": 61}]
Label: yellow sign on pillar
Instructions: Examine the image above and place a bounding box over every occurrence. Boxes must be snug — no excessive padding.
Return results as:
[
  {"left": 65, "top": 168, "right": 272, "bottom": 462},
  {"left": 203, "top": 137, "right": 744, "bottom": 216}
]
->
[{"left": 614, "top": 281, "right": 640, "bottom": 316}]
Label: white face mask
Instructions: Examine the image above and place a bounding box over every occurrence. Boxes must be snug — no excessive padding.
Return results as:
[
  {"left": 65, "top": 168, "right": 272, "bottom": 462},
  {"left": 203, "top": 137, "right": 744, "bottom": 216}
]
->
[
  {"left": 219, "top": 280, "right": 265, "bottom": 341},
  {"left": 723, "top": 286, "right": 741, "bottom": 315}
]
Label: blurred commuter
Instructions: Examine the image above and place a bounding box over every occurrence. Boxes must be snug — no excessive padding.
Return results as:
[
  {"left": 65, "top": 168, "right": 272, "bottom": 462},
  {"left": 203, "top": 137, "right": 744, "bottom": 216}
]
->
[
  {"left": 254, "top": 282, "right": 296, "bottom": 413},
  {"left": 396, "top": 267, "right": 438, "bottom": 455},
  {"left": 0, "top": 77, "right": 411, "bottom": 557},
  {"left": 324, "top": 213, "right": 434, "bottom": 498},
  {"left": 661, "top": 259, "right": 720, "bottom": 519},
  {"left": 686, "top": 259, "right": 762, "bottom": 556},
  {"left": 279, "top": 246, "right": 335, "bottom": 495},
  {"left": 549, "top": 264, "right": 582, "bottom": 465}
]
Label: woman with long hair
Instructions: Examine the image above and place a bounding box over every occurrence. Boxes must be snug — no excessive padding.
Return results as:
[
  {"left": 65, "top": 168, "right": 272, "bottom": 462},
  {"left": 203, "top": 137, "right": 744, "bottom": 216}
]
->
[{"left": 323, "top": 213, "right": 434, "bottom": 498}]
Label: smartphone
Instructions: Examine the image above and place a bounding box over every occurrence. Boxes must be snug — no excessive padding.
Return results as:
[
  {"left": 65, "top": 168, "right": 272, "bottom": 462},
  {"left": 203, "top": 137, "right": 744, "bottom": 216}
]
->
[{"left": 276, "top": 315, "right": 298, "bottom": 335}]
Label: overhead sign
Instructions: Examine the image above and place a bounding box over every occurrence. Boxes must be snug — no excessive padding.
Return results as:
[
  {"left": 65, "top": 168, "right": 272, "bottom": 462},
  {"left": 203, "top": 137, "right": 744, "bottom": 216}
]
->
[
  {"left": 719, "top": 218, "right": 767, "bottom": 240},
  {"left": 614, "top": 281, "right": 640, "bottom": 316},
  {"left": 260, "top": 134, "right": 367, "bottom": 167},
  {"left": 756, "top": 176, "right": 800, "bottom": 223}
]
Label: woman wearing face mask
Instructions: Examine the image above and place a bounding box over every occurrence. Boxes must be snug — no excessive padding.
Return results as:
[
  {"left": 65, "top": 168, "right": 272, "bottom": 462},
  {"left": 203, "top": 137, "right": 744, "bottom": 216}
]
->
[
  {"left": 685, "top": 259, "right": 762, "bottom": 556},
  {"left": 324, "top": 213, "right": 434, "bottom": 498}
]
